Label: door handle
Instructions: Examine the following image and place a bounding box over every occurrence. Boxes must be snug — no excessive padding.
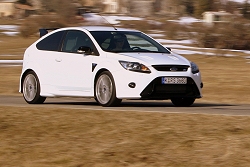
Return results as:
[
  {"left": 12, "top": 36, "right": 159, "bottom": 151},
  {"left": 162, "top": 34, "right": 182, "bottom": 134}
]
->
[{"left": 55, "top": 58, "right": 62, "bottom": 62}]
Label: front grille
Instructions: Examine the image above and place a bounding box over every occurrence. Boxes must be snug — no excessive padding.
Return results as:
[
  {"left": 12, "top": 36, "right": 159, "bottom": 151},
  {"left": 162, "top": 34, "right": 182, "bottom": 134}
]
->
[
  {"left": 152, "top": 65, "right": 189, "bottom": 72},
  {"left": 140, "top": 77, "right": 200, "bottom": 100}
]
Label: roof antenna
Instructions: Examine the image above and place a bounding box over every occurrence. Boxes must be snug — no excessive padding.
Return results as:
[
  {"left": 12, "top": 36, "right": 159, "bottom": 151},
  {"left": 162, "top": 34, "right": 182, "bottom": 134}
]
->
[{"left": 100, "top": 14, "right": 117, "bottom": 30}]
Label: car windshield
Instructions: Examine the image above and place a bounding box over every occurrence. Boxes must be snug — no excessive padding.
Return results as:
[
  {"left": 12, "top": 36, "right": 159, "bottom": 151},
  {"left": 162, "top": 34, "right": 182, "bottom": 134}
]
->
[{"left": 90, "top": 31, "right": 170, "bottom": 54}]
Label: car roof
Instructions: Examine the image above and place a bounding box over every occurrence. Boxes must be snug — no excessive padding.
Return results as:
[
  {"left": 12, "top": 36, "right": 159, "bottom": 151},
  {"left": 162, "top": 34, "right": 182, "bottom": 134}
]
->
[
  {"left": 39, "top": 26, "right": 140, "bottom": 38},
  {"left": 80, "top": 26, "right": 140, "bottom": 32}
]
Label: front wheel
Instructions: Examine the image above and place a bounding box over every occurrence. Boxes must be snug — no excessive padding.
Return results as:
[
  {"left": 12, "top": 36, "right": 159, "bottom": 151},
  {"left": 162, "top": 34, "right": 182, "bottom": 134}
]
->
[
  {"left": 22, "top": 71, "right": 46, "bottom": 104},
  {"left": 95, "top": 71, "right": 121, "bottom": 107},
  {"left": 171, "top": 98, "right": 195, "bottom": 107}
]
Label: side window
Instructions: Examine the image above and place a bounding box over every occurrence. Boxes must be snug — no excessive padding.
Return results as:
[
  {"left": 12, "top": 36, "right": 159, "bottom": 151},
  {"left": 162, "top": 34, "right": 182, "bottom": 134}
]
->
[
  {"left": 62, "top": 30, "right": 95, "bottom": 53},
  {"left": 90, "top": 31, "right": 112, "bottom": 51},
  {"left": 36, "top": 31, "right": 65, "bottom": 51}
]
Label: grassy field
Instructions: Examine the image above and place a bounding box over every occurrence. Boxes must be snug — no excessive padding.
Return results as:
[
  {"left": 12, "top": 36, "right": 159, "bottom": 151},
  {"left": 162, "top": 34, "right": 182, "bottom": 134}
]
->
[
  {"left": 0, "top": 35, "right": 37, "bottom": 59},
  {"left": 0, "top": 106, "right": 250, "bottom": 167},
  {"left": 187, "top": 54, "right": 250, "bottom": 104},
  {"left": 1, "top": 33, "right": 250, "bottom": 167}
]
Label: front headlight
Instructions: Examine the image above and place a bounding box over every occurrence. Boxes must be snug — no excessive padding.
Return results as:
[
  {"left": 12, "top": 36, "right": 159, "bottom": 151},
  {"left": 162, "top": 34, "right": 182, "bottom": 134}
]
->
[
  {"left": 119, "top": 61, "right": 151, "bottom": 73},
  {"left": 190, "top": 61, "right": 199, "bottom": 74}
]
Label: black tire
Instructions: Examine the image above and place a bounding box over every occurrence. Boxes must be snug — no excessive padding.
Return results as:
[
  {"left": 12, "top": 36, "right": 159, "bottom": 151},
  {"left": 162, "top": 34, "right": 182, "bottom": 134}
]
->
[
  {"left": 171, "top": 97, "right": 195, "bottom": 107},
  {"left": 22, "top": 71, "right": 46, "bottom": 104},
  {"left": 95, "top": 71, "right": 121, "bottom": 107}
]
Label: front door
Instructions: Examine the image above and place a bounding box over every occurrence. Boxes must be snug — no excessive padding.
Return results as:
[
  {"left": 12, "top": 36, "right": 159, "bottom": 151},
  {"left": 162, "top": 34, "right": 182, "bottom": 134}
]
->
[{"left": 53, "top": 30, "right": 96, "bottom": 96}]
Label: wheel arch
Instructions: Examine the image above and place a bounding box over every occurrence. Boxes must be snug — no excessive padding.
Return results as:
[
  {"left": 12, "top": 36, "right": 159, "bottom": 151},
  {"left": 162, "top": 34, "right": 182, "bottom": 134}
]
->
[
  {"left": 94, "top": 68, "right": 121, "bottom": 106},
  {"left": 94, "top": 68, "right": 118, "bottom": 98},
  {"left": 20, "top": 69, "right": 36, "bottom": 93},
  {"left": 94, "top": 68, "right": 110, "bottom": 86}
]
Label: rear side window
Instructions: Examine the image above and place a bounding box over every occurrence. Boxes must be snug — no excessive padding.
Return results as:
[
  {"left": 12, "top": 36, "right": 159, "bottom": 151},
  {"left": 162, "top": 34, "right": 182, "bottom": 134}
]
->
[
  {"left": 62, "top": 30, "right": 93, "bottom": 53},
  {"left": 36, "top": 31, "right": 65, "bottom": 51}
]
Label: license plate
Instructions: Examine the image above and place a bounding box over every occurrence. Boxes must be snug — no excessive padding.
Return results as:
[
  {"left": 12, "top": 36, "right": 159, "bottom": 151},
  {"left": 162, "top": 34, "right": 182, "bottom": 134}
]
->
[{"left": 162, "top": 77, "right": 187, "bottom": 84}]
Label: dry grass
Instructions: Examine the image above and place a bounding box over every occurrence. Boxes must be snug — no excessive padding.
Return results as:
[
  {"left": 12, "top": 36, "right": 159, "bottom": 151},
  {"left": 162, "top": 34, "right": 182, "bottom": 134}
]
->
[
  {"left": 186, "top": 55, "right": 250, "bottom": 104},
  {"left": 0, "top": 18, "right": 21, "bottom": 25},
  {"left": 0, "top": 36, "right": 37, "bottom": 59},
  {"left": 0, "top": 66, "right": 21, "bottom": 95},
  {"left": 0, "top": 106, "right": 250, "bottom": 167}
]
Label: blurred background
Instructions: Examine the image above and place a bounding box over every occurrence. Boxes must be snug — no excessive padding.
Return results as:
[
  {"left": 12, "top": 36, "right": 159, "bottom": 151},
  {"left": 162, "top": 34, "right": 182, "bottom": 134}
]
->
[
  {"left": 1, "top": 0, "right": 250, "bottom": 103},
  {"left": 0, "top": 0, "right": 250, "bottom": 51}
]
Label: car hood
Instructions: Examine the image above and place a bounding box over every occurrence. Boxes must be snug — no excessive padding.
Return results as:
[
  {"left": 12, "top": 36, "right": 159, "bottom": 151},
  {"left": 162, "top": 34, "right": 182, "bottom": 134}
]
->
[{"left": 118, "top": 52, "right": 190, "bottom": 65}]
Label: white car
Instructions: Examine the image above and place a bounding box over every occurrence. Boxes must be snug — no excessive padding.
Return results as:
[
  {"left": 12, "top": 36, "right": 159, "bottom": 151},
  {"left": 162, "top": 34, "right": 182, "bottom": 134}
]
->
[{"left": 19, "top": 26, "right": 203, "bottom": 107}]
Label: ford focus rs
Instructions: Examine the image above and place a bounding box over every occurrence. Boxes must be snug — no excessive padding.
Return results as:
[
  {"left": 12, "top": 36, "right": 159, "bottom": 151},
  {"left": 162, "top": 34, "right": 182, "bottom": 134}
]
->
[{"left": 19, "top": 26, "right": 203, "bottom": 107}]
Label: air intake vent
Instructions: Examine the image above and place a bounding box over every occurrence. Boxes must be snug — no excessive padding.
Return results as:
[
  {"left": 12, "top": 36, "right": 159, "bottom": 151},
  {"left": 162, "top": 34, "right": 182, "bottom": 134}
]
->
[{"left": 152, "top": 65, "right": 189, "bottom": 72}]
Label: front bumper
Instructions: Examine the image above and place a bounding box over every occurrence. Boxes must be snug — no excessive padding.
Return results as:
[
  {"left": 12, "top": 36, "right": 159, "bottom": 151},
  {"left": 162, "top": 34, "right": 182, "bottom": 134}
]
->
[
  {"left": 140, "top": 77, "right": 201, "bottom": 100},
  {"left": 113, "top": 69, "right": 203, "bottom": 99}
]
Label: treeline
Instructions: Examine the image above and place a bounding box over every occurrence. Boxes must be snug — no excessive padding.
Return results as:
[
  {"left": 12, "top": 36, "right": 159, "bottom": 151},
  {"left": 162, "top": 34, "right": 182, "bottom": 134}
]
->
[
  {"left": 156, "top": 0, "right": 249, "bottom": 18},
  {"left": 18, "top": 0, "right": 250, "bottom": 20}
]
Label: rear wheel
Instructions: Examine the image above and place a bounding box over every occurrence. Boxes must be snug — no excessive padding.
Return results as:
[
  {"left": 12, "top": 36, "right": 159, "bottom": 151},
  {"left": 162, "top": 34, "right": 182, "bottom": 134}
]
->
[
  {"left": 171, "top": 97, "right": 195, "bottom": 107},
  {"left": 22, "top": 71, "right": 46, "bottom": 104},
  {"left": 95, "top": 71, "right": 121, "bottom": 107}
]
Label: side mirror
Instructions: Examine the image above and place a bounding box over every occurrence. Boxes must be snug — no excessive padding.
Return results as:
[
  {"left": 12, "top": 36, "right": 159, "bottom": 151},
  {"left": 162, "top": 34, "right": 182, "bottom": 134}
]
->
[
  {"left": 77, "top": 46, "right": 92, "bottom": 54},
  {"left": 166, "top": 47, "right": 171, "bottom": 51}
]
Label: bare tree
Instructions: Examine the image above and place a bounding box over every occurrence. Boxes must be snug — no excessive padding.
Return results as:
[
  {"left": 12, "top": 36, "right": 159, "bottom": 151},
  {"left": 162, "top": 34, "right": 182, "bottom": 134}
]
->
[
  {"left": 41, "top": 0, "right": 76, "bottom": 23},
  {"left": 242, "top": 0, "right": 250, "bottom": 19},
  {"left": 194, "top": 0, "right": 213, "bottom": 18}
]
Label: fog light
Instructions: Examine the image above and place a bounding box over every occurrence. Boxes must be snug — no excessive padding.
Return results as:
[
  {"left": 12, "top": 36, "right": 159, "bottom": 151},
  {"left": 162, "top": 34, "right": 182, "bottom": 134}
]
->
[
  {"left": 128, "top": 82, "right": 136, "bottom": 88},
  {"left": 200, "top": 82, "right": 203, "bottom": 88}
]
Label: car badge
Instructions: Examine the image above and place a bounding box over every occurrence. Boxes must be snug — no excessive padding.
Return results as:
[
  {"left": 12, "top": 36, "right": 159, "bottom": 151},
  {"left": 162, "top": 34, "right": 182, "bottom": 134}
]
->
[{"left": 170, "top": 67, "right": 178, "bottom": 71}]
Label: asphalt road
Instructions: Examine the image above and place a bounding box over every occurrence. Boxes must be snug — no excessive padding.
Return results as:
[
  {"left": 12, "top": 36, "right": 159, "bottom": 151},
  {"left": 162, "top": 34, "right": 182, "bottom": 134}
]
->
[{"left": 0, "top": 95, "right": 250, "bottom": 116}]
